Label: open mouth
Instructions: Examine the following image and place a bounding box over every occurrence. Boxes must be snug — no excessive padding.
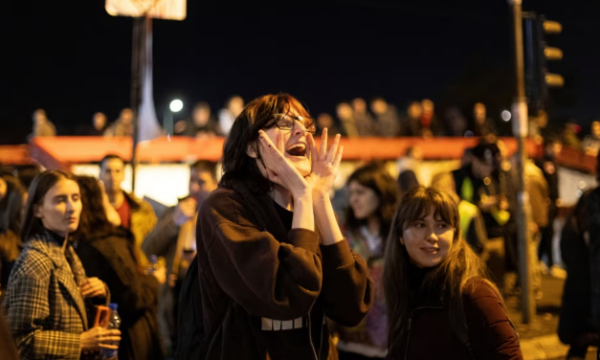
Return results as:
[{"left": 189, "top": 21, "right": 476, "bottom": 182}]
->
[
  {"left": 421, "top": 247, "right": 439, "bottom": 254},
  {"left": 286, "top": 143, "right": 307, "bottom": 157}
]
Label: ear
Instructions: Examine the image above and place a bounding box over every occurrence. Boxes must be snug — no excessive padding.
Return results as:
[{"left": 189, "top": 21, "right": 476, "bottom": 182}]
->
[
  {"left": 399, "top": 237, "right": 405, "bottom": 246},
  {"left": 33, "top": 204, "right": 43, "bottom": 219},
  {"left": 246, "top": 142, "right": 258, "bottom": 159}
]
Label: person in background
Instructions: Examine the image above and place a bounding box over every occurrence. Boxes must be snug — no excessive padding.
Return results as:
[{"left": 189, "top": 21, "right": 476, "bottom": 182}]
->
[
  {"left": 0, "top": 174, "right": 26, "bottom": 299},
  {"left": 74, "top": 176, "right": 165, "bottom": 360},
  {"left": 104, "top": 108, "right": 134, "bottom": 137},
  {"left": 337, "top": 102, "right": 359, "bottom": 137},
  {"left": 352, "top": 98, "right": 377, "bottom": 137},
  {"left": 335, "top": 163, "right": 398, "bottom": 359},
  {"left": 99, "top": 154, "right": 157, "bottom": 267},
  {"left": 371, "top": 97, "right": 400, "bottom": 137},
  {"left": 452, "top": 143, "right": 511, "bottom": 290},
  {"left": 218, "top": 95, "right": 245, "bottom": 136},
  {"left": 316, "top": 113, "right": 341, "bottom": 137},
  {"left": 443, "top": 106, "right": 467, "bottom": 137},
  {"left": 400, "top": 101, "right": 423, "bottom": 137},
  {"left": 473, "top": 102, "right": 497, "bottom": 139},
  {"left": 583, "top": 120, "right": 600, "bottom": 157},
  {"left": 143, "top": 160, "right": 219, "bottom": 354},
  {"left": 559, "top": 152, "right": 600, "bottom": 360},
  {"left": 528, "top": 110, "right": 549, "bottom": 145},
  {"left": 192, "top": 93, "right": 373, "bottom": 359},
  {"left": 420, "top": 99, "right": 439, "bottom": 137},
  {"left": 396, "top": 146, "right": 423, "bottom": 197},
  {"left": 31, "top": 108, "right": 56, "bottom": 137},
  {"left": 0, "top": 311, "right": 18, "bottom": 360},
  {"left": 534, "top": 137, "right": 565, "bottom": 278},
  {"left": 81, "top": 112, "right": 107, "bottom": 136},
  {"left": 562, "top": 122, "right": 581, "bottom": 149},
  {"left": 175, "top": 102, "right": 222, "bottom": 138},
  {"left": 2, "top": 170, "right": 120, "bottom": 360},
  {"left": 383, "top": 187, "right": 522, "bottom": 359}
]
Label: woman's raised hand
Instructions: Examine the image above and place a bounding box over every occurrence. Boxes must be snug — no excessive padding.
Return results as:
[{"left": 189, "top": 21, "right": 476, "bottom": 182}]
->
[
  {"left": 258, "top": 130, "right": 310, "bottom": 198},
  {"left": 305, "top": 128, "right": 343, "bottom": 195}
]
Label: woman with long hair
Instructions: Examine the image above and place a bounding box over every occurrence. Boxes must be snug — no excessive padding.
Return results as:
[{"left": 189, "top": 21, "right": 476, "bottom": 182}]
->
[
  {"left": 383, "top": 187, "right": 522, "bottom": 359},
  {"left": 74, "top": 176, "right": 165, "bottom": 360},
  {"left": 190, "top": 94, "right": 373, "bottom": 360},
  {"left": 335, "top": 163, "right": 398, "bottom": 359},
  {"left": 0, "top": 174, "right": 26, "bottom": 297},
  {"left": 2, "top": 170, "right": 121, "bottom": 360}
]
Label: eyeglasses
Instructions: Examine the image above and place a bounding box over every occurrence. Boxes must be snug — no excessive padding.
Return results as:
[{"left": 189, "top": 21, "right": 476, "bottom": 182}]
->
[{"left": 272, "top": 113, "right": 317, "bottom": 134}]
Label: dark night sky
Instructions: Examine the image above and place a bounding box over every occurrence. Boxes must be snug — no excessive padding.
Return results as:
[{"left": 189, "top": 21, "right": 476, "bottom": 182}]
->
[{"left": 3, "top": 0, "right": 600, "bottom": 144}]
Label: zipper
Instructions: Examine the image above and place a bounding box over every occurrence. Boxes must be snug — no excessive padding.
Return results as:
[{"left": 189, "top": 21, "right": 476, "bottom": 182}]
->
[{"left": 404, "top": 305, "right": 443, "bottom": 360}]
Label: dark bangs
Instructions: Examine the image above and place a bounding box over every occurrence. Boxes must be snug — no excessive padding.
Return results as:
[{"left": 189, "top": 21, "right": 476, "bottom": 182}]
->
[{"left": 396, "top": 187, "right": 459, "bottom": 234}]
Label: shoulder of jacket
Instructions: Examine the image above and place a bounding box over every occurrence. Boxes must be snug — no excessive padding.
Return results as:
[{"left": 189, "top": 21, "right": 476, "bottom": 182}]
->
[
  {"left": 462, "top": 277, "right": 502, "bottom": 304},
  {"left": 201, "top": 187, "right": 248, "bottom": 224},
  {"left": 11, "top": 242, "right": 55, "bottom": 280}
]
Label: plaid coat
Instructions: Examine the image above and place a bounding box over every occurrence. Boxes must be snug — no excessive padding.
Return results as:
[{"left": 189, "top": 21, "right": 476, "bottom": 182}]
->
[{"left": 2, "top": 231, "right": 107, "bottom": 360}]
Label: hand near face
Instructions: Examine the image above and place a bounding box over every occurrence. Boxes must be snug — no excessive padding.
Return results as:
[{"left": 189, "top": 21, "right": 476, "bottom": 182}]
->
[
  {"left": 258, "top": 130, "right": 310, "bottom": 197},
  {"left": 305, "top": 129, "right": 343, "bottom": 195},
  {"left": 80, "top": 277, "right": 107, "bottom": 298}
]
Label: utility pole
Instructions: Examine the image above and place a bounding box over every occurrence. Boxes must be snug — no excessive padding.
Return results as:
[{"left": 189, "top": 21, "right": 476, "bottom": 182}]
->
[{"left": 509, "top": 0, "right": 535, "bottom": 324}]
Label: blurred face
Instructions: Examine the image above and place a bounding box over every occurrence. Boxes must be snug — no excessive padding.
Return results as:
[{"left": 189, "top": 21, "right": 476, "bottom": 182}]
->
[
  {"left": 336, "top": 103, "right": 353, "bottom": 120},
  {"left": 474, "top": 103, "right": 486, "bottom": 122},
  {"left": 100, "top": 158, "right": 125, "bottom": 193},
  {"left": 189, "top": 169, "right": 218, "bottom": 203},
  {"left": 547, "top": 142, "right": 562, "bottom": 157},
  {"left": 193, "top": 107, "right": 211, "bottom": 126},
  {"left": 34, "top": 178, "right": 82, "bottom": 236},
  {"left": 93, "top": 113, "right": 107, "bottom": 130},
  {"left": 349, "top": 181, "right": 380, "bottom": 220},
  {"left": 592, "top": 122, "right": 600, "bottom": 137},
  {"left": 229, "top": 97, "right": 244, "bottom": 117},
  {"left": 408, "top": 103, "right": 423, "bottom": 118},
  {"left": 120, "top": 109, "right": 133, "bottom": 124},
  {"left": 352, "top": 98, "right": 367, "bottom": 114},
  {"left": 0, "top": 178, "right": 6, "bottom": 202},
  {"left": 422, "top": 100, "right": 434, "bottom": 114},
  {"left": 401, "top": 206, "right": 454, "bottom": 268},
  {"left": 410, "top": 147, "right": 423, "bottom": 161},
  {"left": 261, "top": 106, "right": 312, "bottom": 177},
  {"left": 371, "top": 100, "right": 387, "bottom": 115},
  {"left": 472, "top": 158, "right": 493, "bottom": 178},
  {"left": 317, "top": 114, "right": 333, "bottom": 128},
  {"left": 33, "top": 110, "right": 46, "bottom": 124}
]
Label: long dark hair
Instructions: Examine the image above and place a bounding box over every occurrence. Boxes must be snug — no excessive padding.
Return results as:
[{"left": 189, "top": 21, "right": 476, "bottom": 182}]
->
[
  {"left": 383, "top": 187, "right": 499, "bottom": 353},
  {"left": 21, "top": 170, "right": 77, "bottom": 242},
  {"left": 0, "top": 175, "right": 26, "bottom": 237},
  {"left": 220, "top": 93, "right": 311, "bottom": 194},
  {"left": 344, "top": 162, "right": 398, "bottom": 248},
  {"left": 74, "top": 176, "right": 115, "bottom": 240}
]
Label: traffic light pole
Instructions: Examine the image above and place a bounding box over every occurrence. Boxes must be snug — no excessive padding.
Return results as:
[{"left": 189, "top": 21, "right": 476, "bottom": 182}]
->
[{"left": 510, "top": 0, "right": 535, "bottom": 324}]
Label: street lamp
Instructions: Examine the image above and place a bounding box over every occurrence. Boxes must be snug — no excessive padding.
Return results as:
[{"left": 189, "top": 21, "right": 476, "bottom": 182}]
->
[{"left": 165, "top": 99, "right": 183, "bottom": 135}]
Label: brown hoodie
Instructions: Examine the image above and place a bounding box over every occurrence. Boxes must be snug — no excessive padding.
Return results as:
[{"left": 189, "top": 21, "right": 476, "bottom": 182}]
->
[{"left": 194, "top": 179, "right": 374, "bottom": 359}]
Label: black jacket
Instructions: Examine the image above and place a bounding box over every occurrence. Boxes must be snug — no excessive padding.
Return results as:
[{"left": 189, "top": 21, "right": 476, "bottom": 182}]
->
[{"left": 75, "top": 228, "right": 164, "bottom": 360}]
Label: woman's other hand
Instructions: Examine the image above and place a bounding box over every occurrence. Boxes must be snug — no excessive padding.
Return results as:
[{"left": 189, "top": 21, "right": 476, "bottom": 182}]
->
[{"left": 305, "top": 129, "right": 343, "bottom": 196}]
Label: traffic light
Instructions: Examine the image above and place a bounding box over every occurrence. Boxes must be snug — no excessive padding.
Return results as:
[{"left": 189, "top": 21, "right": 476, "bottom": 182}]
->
[{"left": 524, "top": 13, "right": 564, "bottom": 112}]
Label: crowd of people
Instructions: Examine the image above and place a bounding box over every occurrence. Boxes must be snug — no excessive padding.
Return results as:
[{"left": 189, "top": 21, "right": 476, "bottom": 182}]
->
[
  {"left": 28, "top": 96, "right": 600, "bottom": 159},
  {"left": 1, "top": 93, "right": 599, "bottom": 360}
]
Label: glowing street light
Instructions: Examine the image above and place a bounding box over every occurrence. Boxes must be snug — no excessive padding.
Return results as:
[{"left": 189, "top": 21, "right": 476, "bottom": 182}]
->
[
  {"left": 165, "top": 99, "right": 184, "bottom": 135},
  {"left": 169, "top": 99, "right": 183, "bottom": 113},
  {"left": 501, "top": 110, "right": 512, "bottom": 122}
]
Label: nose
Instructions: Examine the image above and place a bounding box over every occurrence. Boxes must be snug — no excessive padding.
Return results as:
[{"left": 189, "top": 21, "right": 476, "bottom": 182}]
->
[
  {"left": 293, "top": 121, "right": 309, "bottom": 136},
  {"left": 424, "top": 226, "right": 438, "bottom": 243}
]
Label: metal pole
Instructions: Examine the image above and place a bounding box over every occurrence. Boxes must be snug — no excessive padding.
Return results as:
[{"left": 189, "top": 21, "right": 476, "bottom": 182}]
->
[
  {"left": 130, "top": 17, "right": 142, "bottom": 192},
  {"left": 509, "top": 0, "right": 535, "bottom": 324}
]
